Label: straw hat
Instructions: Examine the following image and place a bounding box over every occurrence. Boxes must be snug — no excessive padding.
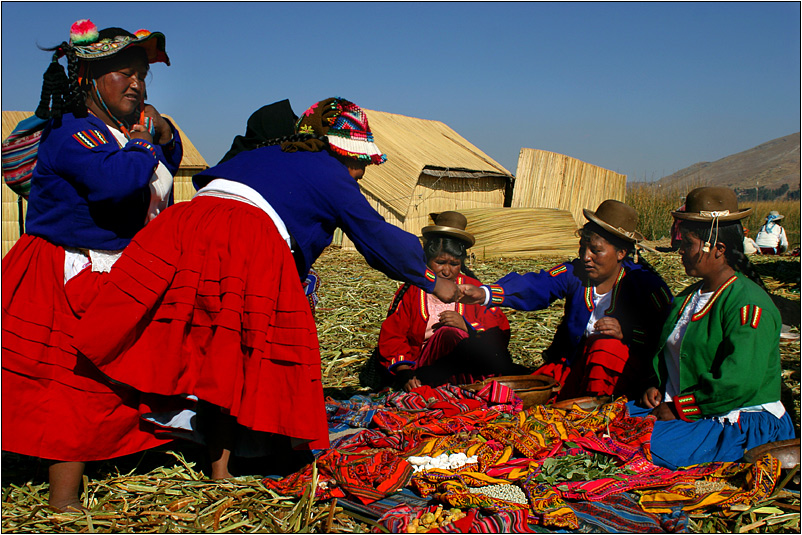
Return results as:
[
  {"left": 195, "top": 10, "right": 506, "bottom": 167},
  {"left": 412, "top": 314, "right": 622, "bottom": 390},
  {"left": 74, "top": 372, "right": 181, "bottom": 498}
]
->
[
  {"left": 65, "top": 19, "right": 169, "bottom": 65},
  {"left": 765, "top": 210, "right": 785, "bottom": 222},
  {"left": 671, "top": 186, "right": 751, "bottom": 222},
  {"left": 421, "top": 211, "right": 475, "bottom": 247},
  {"left": 582, "top": 200, "right": 644, "bottom": 243}
]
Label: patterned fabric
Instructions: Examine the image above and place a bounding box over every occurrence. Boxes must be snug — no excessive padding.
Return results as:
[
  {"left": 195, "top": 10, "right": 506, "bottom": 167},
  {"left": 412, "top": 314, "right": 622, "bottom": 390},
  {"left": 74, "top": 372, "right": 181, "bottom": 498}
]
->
[
  {"left": 2, "top": 114, "right": 49, "bottom": 197},
  {"left": 375, "top": 504, "right": 537, "bottom": 534}
]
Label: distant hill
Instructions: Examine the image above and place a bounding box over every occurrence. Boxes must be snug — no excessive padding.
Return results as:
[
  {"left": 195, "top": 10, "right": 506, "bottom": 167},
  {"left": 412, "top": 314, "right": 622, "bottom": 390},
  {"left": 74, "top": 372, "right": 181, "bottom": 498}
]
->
[{"left": 655, "top": 133, "right": 800, "bottom": 200}]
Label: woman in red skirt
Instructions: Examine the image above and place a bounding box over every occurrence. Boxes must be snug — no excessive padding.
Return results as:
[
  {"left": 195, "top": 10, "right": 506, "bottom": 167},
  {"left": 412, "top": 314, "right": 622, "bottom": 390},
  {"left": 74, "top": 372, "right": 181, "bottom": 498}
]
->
[
  {"left": 73, "top": 98, "right": 462, "bottom": 479},
  {"left": 2, "top": 20, "right": 181, "bottom": 510}
]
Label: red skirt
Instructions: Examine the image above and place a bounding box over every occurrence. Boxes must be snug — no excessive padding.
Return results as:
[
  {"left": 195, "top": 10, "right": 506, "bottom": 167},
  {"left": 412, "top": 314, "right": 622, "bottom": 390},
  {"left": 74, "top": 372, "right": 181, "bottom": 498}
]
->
[
  {"left": 72, "top": 196, "right": 329, "bottom": 449},
  {"left": 535, "top": 336, "right": 636, "bottom": 401},
  {"left": 2, "top": 234, "right": 169, "bottom": 461}
]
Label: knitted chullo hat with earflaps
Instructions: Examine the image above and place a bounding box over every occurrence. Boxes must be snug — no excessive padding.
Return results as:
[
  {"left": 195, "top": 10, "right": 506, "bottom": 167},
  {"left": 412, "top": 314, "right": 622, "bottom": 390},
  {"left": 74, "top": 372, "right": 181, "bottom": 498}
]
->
[{"left": 281, "top": 97, "right": 387, "bottom": 165}]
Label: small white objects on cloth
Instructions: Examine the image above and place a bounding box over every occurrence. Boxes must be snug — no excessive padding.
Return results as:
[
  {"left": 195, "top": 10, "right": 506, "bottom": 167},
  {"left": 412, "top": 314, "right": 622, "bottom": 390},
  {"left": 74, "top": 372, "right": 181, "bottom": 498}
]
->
[{"left": 406, "top": 452, "right": 479, "bottom": 473}]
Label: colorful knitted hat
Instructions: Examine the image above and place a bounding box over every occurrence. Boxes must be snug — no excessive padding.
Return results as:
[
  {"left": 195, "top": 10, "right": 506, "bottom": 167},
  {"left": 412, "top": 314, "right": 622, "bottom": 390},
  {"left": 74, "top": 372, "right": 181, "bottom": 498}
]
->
[
  {"left": 65, "top": 19, "right": 169, "bottom": 65},
  {"left": 296, "top": 98, "right": 386, "bottom": 165}
]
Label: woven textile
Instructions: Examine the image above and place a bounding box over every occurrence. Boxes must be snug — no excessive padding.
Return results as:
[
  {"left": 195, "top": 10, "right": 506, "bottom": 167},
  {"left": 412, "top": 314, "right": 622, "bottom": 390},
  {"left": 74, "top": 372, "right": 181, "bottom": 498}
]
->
[{"left": 375, "top": 504, "right": 538, "bottom": 533}]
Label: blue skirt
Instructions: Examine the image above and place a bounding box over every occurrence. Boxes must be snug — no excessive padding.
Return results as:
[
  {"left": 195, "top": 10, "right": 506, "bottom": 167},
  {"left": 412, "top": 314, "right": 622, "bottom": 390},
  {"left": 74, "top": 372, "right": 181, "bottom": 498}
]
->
[{"left": 627, "top": 401, "right": 796, "bottom": 470}]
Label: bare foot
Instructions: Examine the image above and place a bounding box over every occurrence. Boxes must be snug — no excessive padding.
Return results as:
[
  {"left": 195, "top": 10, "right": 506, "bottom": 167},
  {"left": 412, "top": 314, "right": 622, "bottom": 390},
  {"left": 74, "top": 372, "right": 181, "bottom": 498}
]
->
[{"left": 50, "top": 499, "right": 88, "bottom": 513}]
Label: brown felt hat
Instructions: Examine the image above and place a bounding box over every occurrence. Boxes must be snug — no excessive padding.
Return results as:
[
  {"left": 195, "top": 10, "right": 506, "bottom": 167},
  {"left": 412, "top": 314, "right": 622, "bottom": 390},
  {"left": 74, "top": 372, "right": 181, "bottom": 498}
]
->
[
  {"left": 672, "top": 186, "right": 752, "bottom": 222},
  {"left": 421, "top": 211, "right": 475, "bottom": 247},
  {"left": 583, "top": 200, "right": 644, "bottom": 243}
]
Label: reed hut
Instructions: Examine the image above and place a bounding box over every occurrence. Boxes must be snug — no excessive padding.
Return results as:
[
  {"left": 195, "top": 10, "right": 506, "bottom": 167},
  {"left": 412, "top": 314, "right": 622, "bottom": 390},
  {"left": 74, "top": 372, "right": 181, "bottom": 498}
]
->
[
  {"left": 511, "top": 148, "right": 627, "bottom": 228},
  {"left": 334, "top": 109, "right": 514, "bottom": 250},
  {"left": 1, "top": 111, "right": 208, "bottom": 257}
]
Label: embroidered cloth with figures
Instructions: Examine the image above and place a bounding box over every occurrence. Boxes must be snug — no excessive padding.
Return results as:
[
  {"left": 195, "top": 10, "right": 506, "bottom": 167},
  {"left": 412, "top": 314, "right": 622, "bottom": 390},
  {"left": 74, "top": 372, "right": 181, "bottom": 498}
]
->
[{"left": 262, "top": 383, "right": 784, "bottom": 533}]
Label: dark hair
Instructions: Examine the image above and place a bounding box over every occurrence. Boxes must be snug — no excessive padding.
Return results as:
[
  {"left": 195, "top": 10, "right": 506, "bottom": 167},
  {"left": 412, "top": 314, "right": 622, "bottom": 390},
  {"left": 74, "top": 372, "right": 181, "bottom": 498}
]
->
[
  {"left": 423, "top": 235, "right": 477, "bottom": 279},
  {"left": 679, "top": 219, "right": 767, "bottom": 291},
  {"left": 579, "top": 221, "right": 663, "bottom": 276},
  {"left": 36, "top": 43, "right": 149, "bottom": 121}
]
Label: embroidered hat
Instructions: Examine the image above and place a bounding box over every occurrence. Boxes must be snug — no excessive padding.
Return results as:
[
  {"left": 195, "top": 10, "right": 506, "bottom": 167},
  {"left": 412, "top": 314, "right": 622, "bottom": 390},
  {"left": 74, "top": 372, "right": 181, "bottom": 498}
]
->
[
  {"left": 422, "top": 211, "right": 475, "bottom": 247},
  {"left": 295, "top": 98, "right": 386, "bottom": 165},
  {"left": 671, "top": 186, "right": 752, "bottom": 222},
  {"left": 765, "top": 210, "right": 785, "bottom": 222},
  {"left": 65, "top": 19, "right": 169, "bottom": 65},
  {"left": 583, "top": 200, "right": 644, "bottom": 243}
]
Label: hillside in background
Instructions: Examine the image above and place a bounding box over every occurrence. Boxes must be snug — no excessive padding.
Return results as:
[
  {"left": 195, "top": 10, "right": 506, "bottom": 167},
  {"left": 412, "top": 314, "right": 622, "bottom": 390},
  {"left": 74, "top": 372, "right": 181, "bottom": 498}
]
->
[{"left": 655, "top": 132, "right": 800, "bottom": 200}]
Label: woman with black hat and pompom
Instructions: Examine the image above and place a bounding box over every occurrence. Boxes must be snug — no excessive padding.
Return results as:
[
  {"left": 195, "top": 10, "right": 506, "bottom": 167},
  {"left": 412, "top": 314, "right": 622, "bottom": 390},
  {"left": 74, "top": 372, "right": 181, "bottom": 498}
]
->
[
  {"left": 377, "top": 211, "right": 530, "bottom": 392},
  {"left": 73, "top": 98, "right": 463, "bottom": 481},
  {"left": 630, "top": 187, "right": 795, "bottom": 469},
  {"left": 2, "top": 19, "right": 181, "bottom": 510},
  {"left": 460, "top": 200, "right": 672, "bottom": 402}
]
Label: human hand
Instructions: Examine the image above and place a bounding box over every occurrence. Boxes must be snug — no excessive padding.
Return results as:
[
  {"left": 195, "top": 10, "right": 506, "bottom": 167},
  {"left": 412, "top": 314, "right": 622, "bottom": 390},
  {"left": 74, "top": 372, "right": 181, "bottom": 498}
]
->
[
  {"left": 433, "top": 277, "right": 462, "bottom": 303},
  {"left": 458, "top": 284, "right": 485, "bottom": 304},
  {"left": 141, "top": 104, "right": 171, "bottom": 145},
  {"left": 640, "top": 387, "right": 662, "bottom": 409},
  {"left": 436, "top": 310, "right": 467, "bottom": 332},
  {"left": 594, "top": 316, "right": 623, "bottom": 340},
  {"left": 403, "top": 376, "right": 422, "bottom": 392},
  {"left": 651, "top": 401, "right": 678, "bottom": 421}
]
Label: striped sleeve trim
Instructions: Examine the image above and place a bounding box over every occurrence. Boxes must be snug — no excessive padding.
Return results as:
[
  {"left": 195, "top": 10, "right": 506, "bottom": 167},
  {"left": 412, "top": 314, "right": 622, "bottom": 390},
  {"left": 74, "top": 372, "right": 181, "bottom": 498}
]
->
[
  {"left": 487, "top": 284, "right": 504, "bottom": 305},
  {"left": 548, "top": 265, "right": 567, "bottom": 277},
  {"left": 424, "top": 268, "right": 436, "bottom": 283},
  {"left": 129, "top": 139, "right": 157, "bottom": 159},
  {"left": 674, "top": 393, "right": 701, "bottom": 421},
  {"left": 72, "top": 130, "right": 109, "bottom": 148}
]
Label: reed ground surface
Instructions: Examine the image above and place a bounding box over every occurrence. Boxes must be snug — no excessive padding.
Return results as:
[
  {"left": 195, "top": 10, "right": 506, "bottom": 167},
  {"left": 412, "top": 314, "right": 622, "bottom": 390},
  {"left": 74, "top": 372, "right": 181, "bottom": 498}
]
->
[{"left": 2, "top": 246, "right": 800, "bottom": 533}]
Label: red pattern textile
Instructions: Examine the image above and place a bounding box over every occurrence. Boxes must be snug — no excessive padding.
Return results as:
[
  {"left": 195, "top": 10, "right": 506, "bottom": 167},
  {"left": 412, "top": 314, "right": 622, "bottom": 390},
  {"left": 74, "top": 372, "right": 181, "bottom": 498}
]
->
[
  {"left": 2, "top": 234, "right": 168, "bottom": 461},
  {"left": 72, "top": 197, "right": 328, "bottom": 448}
]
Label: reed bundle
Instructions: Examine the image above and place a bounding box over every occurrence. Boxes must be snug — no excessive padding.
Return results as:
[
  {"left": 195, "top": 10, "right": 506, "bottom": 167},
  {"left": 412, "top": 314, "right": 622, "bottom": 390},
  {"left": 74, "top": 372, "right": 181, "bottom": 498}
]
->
[{"left": 457, "top": 207, "right": 579, "bottom": 259}]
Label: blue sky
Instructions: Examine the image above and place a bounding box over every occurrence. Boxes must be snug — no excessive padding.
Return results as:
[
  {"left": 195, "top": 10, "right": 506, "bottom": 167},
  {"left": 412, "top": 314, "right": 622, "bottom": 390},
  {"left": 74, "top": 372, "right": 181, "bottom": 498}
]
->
[{"left": 2, "top": 1, "right": 799, "bottom": 180}]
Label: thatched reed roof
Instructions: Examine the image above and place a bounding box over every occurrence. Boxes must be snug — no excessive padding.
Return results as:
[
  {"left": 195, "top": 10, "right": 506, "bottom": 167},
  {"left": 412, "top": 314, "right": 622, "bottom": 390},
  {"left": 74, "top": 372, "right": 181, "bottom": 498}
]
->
[{"left": 360, "top": 109, "right": 513, "bottom": 219}]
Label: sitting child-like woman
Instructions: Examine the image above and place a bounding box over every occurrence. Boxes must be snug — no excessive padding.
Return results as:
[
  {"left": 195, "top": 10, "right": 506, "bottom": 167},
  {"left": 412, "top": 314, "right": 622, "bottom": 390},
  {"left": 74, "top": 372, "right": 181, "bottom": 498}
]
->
[{"left": 377, "top": 212, "right": 529, "bottom": 391}]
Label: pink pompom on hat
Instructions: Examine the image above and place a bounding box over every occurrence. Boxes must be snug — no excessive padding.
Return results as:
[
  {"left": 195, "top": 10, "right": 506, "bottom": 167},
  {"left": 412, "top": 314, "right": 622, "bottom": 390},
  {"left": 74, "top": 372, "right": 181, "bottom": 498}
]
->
[{"left": 65, "top": 19, "right": 170, "bottom": 65}]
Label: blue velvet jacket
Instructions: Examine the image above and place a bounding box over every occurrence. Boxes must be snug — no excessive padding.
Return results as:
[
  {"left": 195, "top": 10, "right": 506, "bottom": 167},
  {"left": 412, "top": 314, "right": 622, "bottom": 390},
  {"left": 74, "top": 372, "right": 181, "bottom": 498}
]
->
[
  {"left": 483, "top": 258, "right": 672, "bottom": 365},
  {"left": 25, "top": 112, "right": 182, "bottom": 250},
  {"left": 194, "top": 145, "right": 437, "bottom": 293}
]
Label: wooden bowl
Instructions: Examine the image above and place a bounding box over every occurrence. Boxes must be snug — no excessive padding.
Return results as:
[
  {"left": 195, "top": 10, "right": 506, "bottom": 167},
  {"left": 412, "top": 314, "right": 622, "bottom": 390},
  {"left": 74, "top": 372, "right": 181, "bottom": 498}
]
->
[
  {"left": 551, "top": 395, "right": 613, "bottom": 411},
  {"left": 743, "top": 438, "right": 801, "bottom": 485},
  {"left": 463, "top": 374, "right": 556, "bottom": 408}
]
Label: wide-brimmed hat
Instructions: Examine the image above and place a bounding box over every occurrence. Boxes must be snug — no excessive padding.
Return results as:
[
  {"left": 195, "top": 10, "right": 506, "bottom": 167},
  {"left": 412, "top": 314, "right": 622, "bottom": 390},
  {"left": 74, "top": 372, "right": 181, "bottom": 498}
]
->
[
  {"left": 64, "top": 19, "right": 169, "bottom": 65},
  {"left": 296, "top": 98, "right": 386, "bottom": 165},
  {"left": 421, "top": 211, "right": 475, "bottom": 247},
  {"left": 583, "top": 200, "right": 643, "bottom": 243},
  {"left": 765, "top": 210, "right": 785, "bottom": 222},
  {"left": 671, "top": 186, "right": 751, "bottom": 222}
]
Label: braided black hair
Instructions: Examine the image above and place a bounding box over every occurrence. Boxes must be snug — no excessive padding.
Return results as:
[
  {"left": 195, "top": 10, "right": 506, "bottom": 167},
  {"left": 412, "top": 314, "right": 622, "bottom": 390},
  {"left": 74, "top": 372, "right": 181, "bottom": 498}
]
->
[
  {"left": 679, "top": 220, "right": 768, "bottom": 292},
  {"left": 423, "top": 235, "right": 477, "bottom": 279},
  {"left": 35, "top": 43, "right": 87, "bottom": 120}
]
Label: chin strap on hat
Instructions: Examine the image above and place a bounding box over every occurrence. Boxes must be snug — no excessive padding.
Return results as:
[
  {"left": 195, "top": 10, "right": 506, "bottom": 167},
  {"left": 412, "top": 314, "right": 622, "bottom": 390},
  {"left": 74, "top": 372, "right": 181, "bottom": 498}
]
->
[{"left": 700, "top": 210, "right": 729, "bottom": 253}]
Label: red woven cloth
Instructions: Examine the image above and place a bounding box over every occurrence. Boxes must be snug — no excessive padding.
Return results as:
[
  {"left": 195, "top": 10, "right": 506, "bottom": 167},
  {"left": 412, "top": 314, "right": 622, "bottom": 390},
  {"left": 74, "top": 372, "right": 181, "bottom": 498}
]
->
[
  {"left": 2, "top": 234, "right": 169, "bottom": 461},
  {"left": 536, "top": 336, "right": 635, "bottom": 400},
  {"left": 73, "top": 197, "right": 329, "bottom": 448}
]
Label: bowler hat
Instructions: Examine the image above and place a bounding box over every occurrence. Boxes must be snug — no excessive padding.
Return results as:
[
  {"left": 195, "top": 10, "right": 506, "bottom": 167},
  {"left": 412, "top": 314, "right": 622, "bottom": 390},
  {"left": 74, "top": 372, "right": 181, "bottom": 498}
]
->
[
  {"left": 583, "top": 200, "right": 644, "bottom": 243},
  {"left": 672, "top": 186, "right": 751, "bottom": 222},
  {"left": 421, "top": 211, "right": 475, "bottom": 247}
]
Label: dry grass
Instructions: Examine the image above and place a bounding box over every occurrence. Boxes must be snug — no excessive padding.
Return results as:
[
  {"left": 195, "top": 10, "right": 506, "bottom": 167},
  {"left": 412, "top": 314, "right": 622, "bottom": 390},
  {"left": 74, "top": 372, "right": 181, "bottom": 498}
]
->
[
  {"left": 627, "top": 183, "right": 801, "bottom": 248},
  {"left": 2, "top": 247, "right": 799, "bottom": 533}
]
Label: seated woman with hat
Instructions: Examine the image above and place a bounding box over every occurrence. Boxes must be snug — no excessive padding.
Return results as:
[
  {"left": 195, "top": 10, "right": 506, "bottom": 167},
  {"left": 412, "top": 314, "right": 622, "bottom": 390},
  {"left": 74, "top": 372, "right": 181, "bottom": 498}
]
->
[
  {"left": 630, "top": 186, "right": 795, "bottom": 469},
  {"left": 460, "top": 200, "right": 672, "bottom": 401},
  {"left": 755, "top": 210, "right": 789, "bottom": 255},
  {"left": 377, "top": 212, "right": 530, "bottom": 391}
]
